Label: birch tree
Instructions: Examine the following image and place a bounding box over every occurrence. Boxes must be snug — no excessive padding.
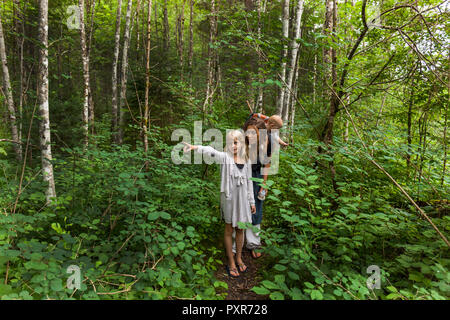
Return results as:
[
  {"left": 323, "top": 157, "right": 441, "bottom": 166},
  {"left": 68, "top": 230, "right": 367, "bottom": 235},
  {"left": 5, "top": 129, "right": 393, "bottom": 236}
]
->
[
  {"left": 276, "top": 0, "right": 290, "bottom": 116},
  {"left": 283, "top": 0, "right": 304, "bottom": 124},
  {"left": 38, "top": 0, "right": 56, "bottom": 203},
  {"left": 203, "top": 0, "right": 217, "bottom": 113},
  {"left": 143, "top": 0, "right": 152, "bottom": 167},
  {"left": 188, "top": 0, "right": 194, "bottom": 84},
  {"left": 0, "top": 15, "right": 22, "bottom": 161},
  {"left": 111, "top": 0, "right": 122, "bottom": 143},
  {"left": 117, "top": 0, "right": 133, "bottom": 144},
  {"left": 79, "top": 0, "right": 92, "bottom": 147},
  {"left": 256, "top": 0, "right": 264, "bottom": 112}
]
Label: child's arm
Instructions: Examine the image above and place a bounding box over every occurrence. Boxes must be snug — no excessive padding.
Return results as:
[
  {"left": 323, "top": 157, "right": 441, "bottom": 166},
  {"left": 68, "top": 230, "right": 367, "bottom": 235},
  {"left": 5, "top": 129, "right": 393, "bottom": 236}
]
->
[
  {"left": 278, "top": 137, "right": 289, "bottom": 147},
  {"left": 182, "top": 142, "right": 227, "bottom": 162}
]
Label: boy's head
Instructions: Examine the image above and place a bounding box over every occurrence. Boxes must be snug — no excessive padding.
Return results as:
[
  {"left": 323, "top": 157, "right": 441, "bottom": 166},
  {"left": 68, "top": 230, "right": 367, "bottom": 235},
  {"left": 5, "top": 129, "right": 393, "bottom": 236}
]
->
[{"left": 267, "top": 115, "right": 283, "bottom": 130}]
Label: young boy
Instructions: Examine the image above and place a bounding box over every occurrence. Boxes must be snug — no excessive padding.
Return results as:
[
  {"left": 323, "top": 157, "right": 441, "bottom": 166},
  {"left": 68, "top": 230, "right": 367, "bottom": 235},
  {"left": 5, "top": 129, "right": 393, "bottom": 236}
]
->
[{"left": 251, "top": 113, "right": 289, "bottom": 147}]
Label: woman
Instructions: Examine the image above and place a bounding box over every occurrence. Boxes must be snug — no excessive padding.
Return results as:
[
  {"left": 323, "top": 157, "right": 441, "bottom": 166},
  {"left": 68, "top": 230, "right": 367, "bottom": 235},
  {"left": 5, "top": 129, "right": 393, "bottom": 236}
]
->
[{"left": 242, "top": 117, "right": 271, "bottom": 258}]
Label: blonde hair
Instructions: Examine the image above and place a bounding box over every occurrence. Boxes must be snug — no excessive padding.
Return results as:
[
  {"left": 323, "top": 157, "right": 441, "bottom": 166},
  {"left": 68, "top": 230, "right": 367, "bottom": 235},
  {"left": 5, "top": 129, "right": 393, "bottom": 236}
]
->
[
  {"left": 225, "top": 129, "right": 246, "bottom": 159},
  {"left": 268, "top": 115, "right": 283, "bottom": 129}
]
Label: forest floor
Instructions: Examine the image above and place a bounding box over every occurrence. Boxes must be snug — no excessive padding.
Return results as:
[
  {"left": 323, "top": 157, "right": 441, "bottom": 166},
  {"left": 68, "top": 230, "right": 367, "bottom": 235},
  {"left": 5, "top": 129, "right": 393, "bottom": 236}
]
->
[{"left": 214, "top": 248, "right": 268, "bottom": 300}]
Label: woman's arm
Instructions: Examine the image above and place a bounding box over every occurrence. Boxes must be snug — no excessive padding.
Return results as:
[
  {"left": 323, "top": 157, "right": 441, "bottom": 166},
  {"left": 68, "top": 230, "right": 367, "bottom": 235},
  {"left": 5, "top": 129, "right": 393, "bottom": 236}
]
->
[
  {"left": 252, "top": 113, "right": 269, "bottom": 121},
  {"left": 247, "top": 162, "right": 256, "bottom": 213}
]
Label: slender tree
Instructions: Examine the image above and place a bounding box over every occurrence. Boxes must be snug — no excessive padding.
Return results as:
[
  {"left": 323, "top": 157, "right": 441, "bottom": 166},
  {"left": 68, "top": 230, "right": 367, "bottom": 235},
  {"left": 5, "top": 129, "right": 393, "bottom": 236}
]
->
[
  {"left": 283, "top": 0, "right": 304, "bottom": 124},
  {"left": 177, "top": 0, "right": 185, "bottom": 81},
  {"left": 79, "top": 0, "right": 92, "bottom": 147},
  {"left": 203, "top": 0, "right": 217, "bottom": 113},
  {"left": 256, "top": 0, "right": 264, "bottom": 112},
  {"left": 143, "top": 0, "right": 152, "bottom": 169},
  {"left": 163, "top": 0, "right": 170, "bottom": 53},
  {"left": 117, "top": 0, "right": 133, "bottom": 144},
  {"left": 111, "top": 0, "right": 122, "bottom": 143},
  {"left": 0, "top": 15, "right": 22, "bottom": 161},
  {"left": 188, "top": 0, "right": 194, "bottom": 84},
  {"left": 276, "top": 0, "right": 290, "bottom": 116},
  {"left": 37, "top": 0, "right": 56, "bottom": 203}
]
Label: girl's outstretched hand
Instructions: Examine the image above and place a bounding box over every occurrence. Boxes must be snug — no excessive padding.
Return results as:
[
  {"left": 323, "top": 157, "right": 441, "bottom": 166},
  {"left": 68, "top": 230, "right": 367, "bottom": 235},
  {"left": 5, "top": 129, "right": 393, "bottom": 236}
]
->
[
  {"left": 251, "top": 205, "right": 256, "bottom": 214},
  {"left": 182, "top": 142, "right": 197, "bottom": 153}
]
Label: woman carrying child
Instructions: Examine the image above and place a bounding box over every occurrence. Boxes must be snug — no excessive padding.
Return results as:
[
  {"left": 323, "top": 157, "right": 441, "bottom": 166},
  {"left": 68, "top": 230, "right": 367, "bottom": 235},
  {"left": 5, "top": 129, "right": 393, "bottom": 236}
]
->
[
  {"left": 182, "top": 130, "right": 256, "bottom": 278},
  {"left": 241, "top": 117, "right": 272, "bottom": 259}
]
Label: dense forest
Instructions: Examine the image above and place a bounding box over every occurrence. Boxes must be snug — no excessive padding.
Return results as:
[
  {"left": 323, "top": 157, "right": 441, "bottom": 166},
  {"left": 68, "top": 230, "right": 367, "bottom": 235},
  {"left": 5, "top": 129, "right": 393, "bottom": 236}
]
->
[{"left": 0, "top": 0, "right": 448, "bottom": 300}]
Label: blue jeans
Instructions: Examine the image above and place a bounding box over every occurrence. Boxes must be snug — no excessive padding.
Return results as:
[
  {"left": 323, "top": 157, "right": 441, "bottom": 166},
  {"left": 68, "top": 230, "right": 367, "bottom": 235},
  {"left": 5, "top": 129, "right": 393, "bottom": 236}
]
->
[{"left": 251, "top": 168, "right": 264, "bottom": 225}]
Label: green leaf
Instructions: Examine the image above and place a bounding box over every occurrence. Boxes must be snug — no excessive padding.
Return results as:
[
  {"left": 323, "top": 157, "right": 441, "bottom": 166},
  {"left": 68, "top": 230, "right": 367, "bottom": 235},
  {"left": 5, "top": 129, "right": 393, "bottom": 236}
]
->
[
  {"left": 270, "top": 291, "right": 284, "bottom": 300},
  {"left": 50, "top": 279, "right": 63, "bottom": 292},
  {"left": 273, "top": 264, "right": 287, "bottom": 271},
  {"left": 311, "top": 290, "right": 323, "bottom": 300},
  {"left": 252, "top": 286, "right": 270, "bottom": 295},
  {"left": 288, "top": 272, "right": 300, "bottom": 280},
  {"left": 261, "top": 280, "right": 278, "bottom": 290}
]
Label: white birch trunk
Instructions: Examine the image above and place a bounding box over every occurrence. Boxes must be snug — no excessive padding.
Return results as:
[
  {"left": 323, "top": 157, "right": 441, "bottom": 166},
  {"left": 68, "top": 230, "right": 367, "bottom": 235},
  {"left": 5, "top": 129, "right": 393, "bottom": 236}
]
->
[
  {"left": 203, "top": 0, "right": 217, "bottom": 113},
  {"left": 143, "top": 0, "right": 152, "bottom": 162},
  {"left": 79, "top": 0, "right": 91, "bottom": 148},
  {"left": 256, "top": 0, "right": 263, "bottom": 112},
  {"left": 38, "top": 0, "right": 56, "bottom": 203},
  {"left": 0, "top": 15, "right": 22, "bottom": 161},
  {"left": 283, "top": 0, "right": 304, "bottom": 124},
  {"left": 111, "top": 0, "right": 122, "bottom": 143},
  {"left": 188, "top": 0, "right": 194, "bottom": 84},
  {"left": 276, "top": 0, "right": 290, "bottom": 116},
  {"left": 117, "top": 0, "right": 133, "bottom": 144}
]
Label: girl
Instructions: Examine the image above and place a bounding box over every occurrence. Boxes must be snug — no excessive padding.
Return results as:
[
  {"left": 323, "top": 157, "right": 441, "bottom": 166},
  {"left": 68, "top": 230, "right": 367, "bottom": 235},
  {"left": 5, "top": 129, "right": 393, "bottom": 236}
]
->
[
  {"left": 182, "top": 130, "right": 256, "bottom": 278},
  {"left": 242, "top": 118, "right": 271, "bottom": 259}
]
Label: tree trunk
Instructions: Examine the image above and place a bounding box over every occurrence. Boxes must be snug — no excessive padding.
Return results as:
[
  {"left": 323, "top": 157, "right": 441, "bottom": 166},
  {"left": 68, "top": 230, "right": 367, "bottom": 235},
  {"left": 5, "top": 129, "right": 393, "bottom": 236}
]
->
[
  {"left": 276, "top": 0, "right": 290, "bottom": 116},
  {"left": 136, "top": 0, "right": 141, "bottom": 52},
  {"left": 117, "top": 0, "right": 133, "bottom": 144},
  {"left": 0, "top": 15, "right": 22, "bottom": 161},
  {"left": 406, "top": 89, "right": 413, "bottom": 167},
  {"left": 320, "top": 0, "right": 339, "bottom": 198},
  {"left": 14, "top": 0, "right": 25, "bottom": 149},
  {"left": 256, "top": 0, "right": 263, "bottom": 112},
  {"left": 321, "top": 0, "right": 338, "bottom": 145},
  {"left": 111, "top": 0, "right": 122, "bottom": 143},
  {"left": 289, "top": 47, "right": 301, "bottom": 142},
  {"left": 79, "top": 0, "right": 92, "bottom": 148},
  {"left": 283, "top": 0, "right": 304, "bottom": 125},
  {"left": 143, "top": 0, "right": 152, "bottom": 169},
  {"left": 177, "top": 0, "right": 185, "bottom": 81},
  {"left": 442, "top": 106, "right": 447, "bottom": 187},
  {"left": 163, "top": 0, "right": 170, "bottom": 54},
  {"left": 188, "top": 0, "right": 194, "bottom": 84},
  {"left": 38, "top": 0, "right": 56, "bottom": 203},
  {"left": 203, "top": 0, "right": 217, "bottom": 113}
]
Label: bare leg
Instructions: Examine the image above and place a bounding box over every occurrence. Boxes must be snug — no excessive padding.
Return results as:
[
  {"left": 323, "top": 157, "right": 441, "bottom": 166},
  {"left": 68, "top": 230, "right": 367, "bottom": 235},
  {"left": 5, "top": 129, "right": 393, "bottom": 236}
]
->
[
  {"left": 235, "top": 228, "right": 247, "bottom": 271},
  {"left": 224, "top": 224, "right": 238, "bottom": 276}
]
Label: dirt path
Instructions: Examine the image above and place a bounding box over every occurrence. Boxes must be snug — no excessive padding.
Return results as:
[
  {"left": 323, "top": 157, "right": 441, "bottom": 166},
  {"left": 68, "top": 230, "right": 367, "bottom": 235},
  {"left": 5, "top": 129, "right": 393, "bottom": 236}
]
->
[{"left": 214, "top": 249, "right": 268, "bottom": 300}]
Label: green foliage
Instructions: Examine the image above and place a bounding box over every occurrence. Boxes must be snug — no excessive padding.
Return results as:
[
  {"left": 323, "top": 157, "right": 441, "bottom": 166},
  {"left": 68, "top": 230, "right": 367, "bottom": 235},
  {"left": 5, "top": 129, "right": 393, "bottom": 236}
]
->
[
  {"left": 249, "top": 136, "right": 449, "bottom": 300},
  {"left": 0, "top": 125, "right": 225, "bottom": 300}
]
